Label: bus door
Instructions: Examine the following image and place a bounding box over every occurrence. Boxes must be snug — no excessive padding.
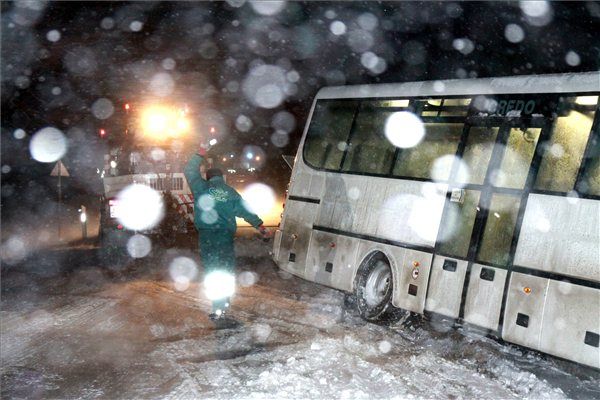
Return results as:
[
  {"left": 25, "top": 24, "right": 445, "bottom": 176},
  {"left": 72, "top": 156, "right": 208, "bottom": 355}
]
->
[{"left": 429, "top": 113, "right": 551, "bottom": 329}]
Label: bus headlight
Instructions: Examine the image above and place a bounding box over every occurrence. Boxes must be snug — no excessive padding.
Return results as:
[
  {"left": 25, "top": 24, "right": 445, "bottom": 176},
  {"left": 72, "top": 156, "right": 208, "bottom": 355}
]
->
[{"left": 203, "top": 270, "right": 235, "bottom": 300}]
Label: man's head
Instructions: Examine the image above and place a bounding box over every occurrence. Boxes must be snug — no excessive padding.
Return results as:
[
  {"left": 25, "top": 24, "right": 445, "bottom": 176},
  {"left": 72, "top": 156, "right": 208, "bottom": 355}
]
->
[{"left": 206, "top": 168, "right": 223, "bottom": 180}]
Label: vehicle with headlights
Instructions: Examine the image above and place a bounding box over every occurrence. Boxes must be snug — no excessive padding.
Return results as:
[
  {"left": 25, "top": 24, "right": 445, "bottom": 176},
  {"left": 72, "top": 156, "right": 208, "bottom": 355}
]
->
[
  {"left": 273, "top": 72, "right": 599, "bottom": 368},
  {"left": 98, "top": 103, "right": 277, "bottom": 247},
  {"left": 99, "top": 103, "right": 198, "bottom": 247}
]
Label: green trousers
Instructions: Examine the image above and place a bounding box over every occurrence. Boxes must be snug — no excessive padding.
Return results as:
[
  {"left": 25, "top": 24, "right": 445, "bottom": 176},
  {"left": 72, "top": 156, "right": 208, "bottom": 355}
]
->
[
  {"left": 199, "top": 230, "right": 235, "bottom": 313},
  {"left": 198, "top": 230, "right": 236, "bottom": 273}
]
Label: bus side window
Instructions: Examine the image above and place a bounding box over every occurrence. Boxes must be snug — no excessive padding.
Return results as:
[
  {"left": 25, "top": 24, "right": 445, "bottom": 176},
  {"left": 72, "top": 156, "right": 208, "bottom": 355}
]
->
[
  {"left": 437, "top": 189, "right": 481, "bottom": 258},
  {"left": 477, "top": 193, "right": 521, "bottom": 266},
  {"left": 342, "top": 108, "right": 397, "bottom": 175},
  {"left": 393, "top": 122, "right": 462, "bottom": 180},
  {"left": 535, "top": 96, "right": 597, "bottom": 193},
  {"left": 493, "top": 127, "right": 542, "bottom": 189},
  {"left": 303, "top": 100, "right": 357, "bottom": 170},
  {"left": 577, "top": 132, "right": 600, "bottom": 196},
  {"left": 457, "top": 127, "right": 499, "bottom": 185}
]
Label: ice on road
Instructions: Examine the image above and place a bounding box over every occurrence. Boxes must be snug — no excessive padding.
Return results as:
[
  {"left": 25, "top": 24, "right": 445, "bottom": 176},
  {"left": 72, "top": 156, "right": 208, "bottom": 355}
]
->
[{"left": 1, "top": 238, "right": 598, "bottom": 399}]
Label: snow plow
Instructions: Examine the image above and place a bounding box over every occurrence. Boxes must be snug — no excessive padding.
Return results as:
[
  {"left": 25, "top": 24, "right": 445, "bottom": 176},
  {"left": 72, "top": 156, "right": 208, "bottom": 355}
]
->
[
  {"left": 97, "top": 102, "right": 269, "bottom": 250},
  {"left": 100, "top": 171, "right": 196, "bottom": 248},
  {"left": 98, "top": 102, "right": 199, "bottom": 250}
]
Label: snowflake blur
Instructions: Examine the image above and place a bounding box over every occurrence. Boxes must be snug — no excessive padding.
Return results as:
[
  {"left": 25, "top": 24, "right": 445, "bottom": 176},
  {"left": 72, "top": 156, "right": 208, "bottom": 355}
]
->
[
  {"left": 384, "top": 112, "right": 425, "bottom": 148},
  {"left": 115, "top": 184, "right": 164, "bottom": 231},
  {"left": 241, "top": 183, "right": 276, "bottom": 216},
  {"left": 204, "top": 270, "right": 236, "bottom": 301},
  {"left": 29, "top": 127, "right": 67, "bottom": 163},
  {"left": 169, "top": 257, "right": 198, "bottom": 291}
]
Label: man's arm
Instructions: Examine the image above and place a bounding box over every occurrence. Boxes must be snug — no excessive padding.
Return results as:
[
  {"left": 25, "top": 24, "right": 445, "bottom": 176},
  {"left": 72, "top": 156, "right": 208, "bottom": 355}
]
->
[
  {"left": 184, "top": 153, "right": 207, "bottom": 193},
  {"left": 234, "top": 194, "right": 263, "bottom": 228}
]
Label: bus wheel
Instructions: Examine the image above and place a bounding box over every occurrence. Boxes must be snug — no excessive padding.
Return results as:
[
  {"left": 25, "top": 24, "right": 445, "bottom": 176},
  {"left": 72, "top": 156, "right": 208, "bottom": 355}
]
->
[{"left": 355, "top": 252, "right": 394, "bottom": 322}]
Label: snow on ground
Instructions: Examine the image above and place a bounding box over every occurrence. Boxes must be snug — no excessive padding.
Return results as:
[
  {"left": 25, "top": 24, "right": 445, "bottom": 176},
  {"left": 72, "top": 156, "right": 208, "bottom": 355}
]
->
[{"left": 1, "top": 237, "right": 598, "bottom": 399}]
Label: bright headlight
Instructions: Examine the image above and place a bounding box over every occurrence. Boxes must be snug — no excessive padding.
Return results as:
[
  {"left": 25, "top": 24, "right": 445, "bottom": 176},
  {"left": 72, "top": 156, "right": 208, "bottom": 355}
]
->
[
  {"left": 139, "top": 105, "right": 191, "bottom": 140},
  {"left": 203, "top": 270, "right": 235, "bottom": 300}
]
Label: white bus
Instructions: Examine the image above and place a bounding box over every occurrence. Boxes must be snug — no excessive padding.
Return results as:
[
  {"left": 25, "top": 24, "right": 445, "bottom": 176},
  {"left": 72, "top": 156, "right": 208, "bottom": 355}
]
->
[{"left": 273, "top": 72, "right": 599, "bottom": 368}]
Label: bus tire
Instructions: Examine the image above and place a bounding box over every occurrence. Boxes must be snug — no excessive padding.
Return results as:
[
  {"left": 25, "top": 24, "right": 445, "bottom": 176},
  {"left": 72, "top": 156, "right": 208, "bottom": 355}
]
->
[{"left": 355, "top": 252, "right": 394, "bottom": 322}]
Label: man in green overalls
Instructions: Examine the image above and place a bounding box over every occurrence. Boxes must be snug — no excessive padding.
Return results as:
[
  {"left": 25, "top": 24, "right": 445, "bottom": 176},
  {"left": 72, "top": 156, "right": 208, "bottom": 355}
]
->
[{"left": 184, "top": 147, "right": 269, "bottom": 319}]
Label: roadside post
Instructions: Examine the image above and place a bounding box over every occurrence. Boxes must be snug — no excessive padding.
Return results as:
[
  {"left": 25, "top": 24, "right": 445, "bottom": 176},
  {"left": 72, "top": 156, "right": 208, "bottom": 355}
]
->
[
  {"left": 50, "top": 160, "right": 70, "bottom": 241},
  {"left": 79, "top": 205, "right": 87, "bottom": 240}
]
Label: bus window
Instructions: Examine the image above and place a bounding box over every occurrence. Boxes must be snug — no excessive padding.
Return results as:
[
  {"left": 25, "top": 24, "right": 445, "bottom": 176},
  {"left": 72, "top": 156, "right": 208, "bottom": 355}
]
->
[
  {"left": 457, "top": 126, "right": 499, "bottom": 185},
  {"left": 437, "top": 189, "right": 481, "bottom": 258},
  {"left": 440, "top": 98, "right": 471, "bottom": 117},
  {"left": 477, "top": 194, "right": 521, "bottom": 266},
  {"left": 303, "top": 100, "right": 358, "bottom": 170},
  {"left": 578, "top": 151, "right": 600, "bottom": 196},
  {"left": 576, "top": 126, "right": 600, "bottom": 195},
  {"left": 493, "top": 127, "right": 541, "bottom": 189},
  {"left": 535, "top": 96, "right": 597, "bottom": 192},
  {"left": 342, "top": 107, "right": 397, "bottom": 175},
  {"left": 421, "top": 99, "right": 442, "bottom": 117},
  {"left": 392, "top": 123, "right": 462, "bottom": 180},
  {"left": 415, "top": 98, "right": 470, "bottom": 117},
  {"left": 376, "top": 99, "right": 409, "bottom": 108}
]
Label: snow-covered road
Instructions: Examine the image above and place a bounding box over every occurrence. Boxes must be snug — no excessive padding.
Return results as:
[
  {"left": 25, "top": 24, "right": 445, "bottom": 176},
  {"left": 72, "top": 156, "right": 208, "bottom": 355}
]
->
[{"left": 1, "top": 238, "right": 598, "bottom": 399}]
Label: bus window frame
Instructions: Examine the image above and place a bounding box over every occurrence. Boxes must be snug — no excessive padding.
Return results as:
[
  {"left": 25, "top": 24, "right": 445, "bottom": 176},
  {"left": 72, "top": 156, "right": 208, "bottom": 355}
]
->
[
  {"left": 573, "top": 100, "right": 600, "bottom": 196},
  {"left": 303, "top": 95, "right": 476, "bottom": 182},
  {"left": 302, "top": 92, "right": 600, "bottom": 201},
  {"left": 433, "top": 115, "right": 552, "bottom": 260}
]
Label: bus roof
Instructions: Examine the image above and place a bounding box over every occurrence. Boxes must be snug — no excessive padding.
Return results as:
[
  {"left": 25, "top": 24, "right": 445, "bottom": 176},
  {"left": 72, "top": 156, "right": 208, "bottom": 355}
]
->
[{"left": 315, "top": 72, "right": 599, "bottom": 100}]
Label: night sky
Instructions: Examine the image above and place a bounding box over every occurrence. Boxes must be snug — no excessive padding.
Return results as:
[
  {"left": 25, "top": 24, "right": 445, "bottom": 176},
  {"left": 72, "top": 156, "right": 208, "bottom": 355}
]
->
[{"left": 1, "top": 1, "right": 599, "bottom": 219}]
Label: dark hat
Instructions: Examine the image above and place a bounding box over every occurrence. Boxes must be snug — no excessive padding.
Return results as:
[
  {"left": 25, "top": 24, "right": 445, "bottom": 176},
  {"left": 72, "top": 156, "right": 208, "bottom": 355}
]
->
[{"left": 206, "top": 168, "right": 223, "bottom": 180}]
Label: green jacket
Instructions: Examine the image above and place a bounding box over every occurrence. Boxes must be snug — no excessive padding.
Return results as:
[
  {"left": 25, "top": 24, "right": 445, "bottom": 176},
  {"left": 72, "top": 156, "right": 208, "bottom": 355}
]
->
[{"left": 184, "top": 154, "right": 263, "bottom": 234}]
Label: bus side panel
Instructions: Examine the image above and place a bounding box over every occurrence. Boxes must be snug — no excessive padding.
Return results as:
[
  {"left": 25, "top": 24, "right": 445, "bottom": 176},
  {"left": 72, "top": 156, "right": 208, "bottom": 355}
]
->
[
  {"left": 463, "top": 264, "right": 508, "bottom": 331},
  {"left": 306, "top": 231, "right": 361, "bottom": 292},
  {"left": 272, "top": 228, "right": 282, "bottom": 262},
  {"left": 288, "top": 159, "right": 325, "bottom": 200},
  {"left": 539, "top": 281, "right": 600, "bottom": 368},
  {"left": 376, "top": 180, "right": 447, "bottom": 249},
  {"left": 363, "top": 180, "right": 389, "bottom": 237},
  {"left": 308, "top": 173, "right": 324, "bottom": 199},
  {"left": 502, "top": 272, "right": 549, "bottom": 350},
  {"left": 327, "top": 175, "right": 350, "bottom": 231},
  {"left": 277, "top": 200, "right": 318, "bottom": 279},
  {"left": 288, "top": 164, "right": 312, "bottom": 198},
  {"left": 514, "top": 195, "right": 600, "bottom": 282},
  {"left": 331, "top": 235, "right": 360, "bottom": 292},
  {"left": 321, "top": 173, "right": 375, "bottom": 236},
  {"left": 305, "top": 230, "right": 337, "bottom": 286},
  {"left": 315, "top": 174, "right": 338, "bottom": 228},
  {"left": 392, "top": 249, "right": 433, "bottom": 314},
  {"left": 425, "top": 256, "right": 469, "bottom": 318}
]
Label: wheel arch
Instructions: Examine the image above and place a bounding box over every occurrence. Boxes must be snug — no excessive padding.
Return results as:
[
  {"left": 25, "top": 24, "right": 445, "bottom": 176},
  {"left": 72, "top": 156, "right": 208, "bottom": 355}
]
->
[{"left": 351, "top": 243, "right": 402, "bottom": 299}]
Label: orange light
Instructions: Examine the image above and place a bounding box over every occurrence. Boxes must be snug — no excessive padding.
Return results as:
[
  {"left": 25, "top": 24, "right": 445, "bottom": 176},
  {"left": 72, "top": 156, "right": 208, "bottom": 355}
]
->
[
  {"left": 210, "top": 126, "right": 216, "bottom": 134},
  {"left": 222, "top": 157, "right": 227, "bottom": 162},
  {"left": 256, "top": 156, "right": 261, "bottom": 161},
  {"left": 524, "top": 287, "right": 532, "bottom": 294},
  {"left": 125, "top": 103, "right": 130, "bottom": 110},
  {"left": 139, "top": 105, "right": 191, "bottom": 139},
  {"left": 413, "top": 261, "right": 420, "bottom": 267}
]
